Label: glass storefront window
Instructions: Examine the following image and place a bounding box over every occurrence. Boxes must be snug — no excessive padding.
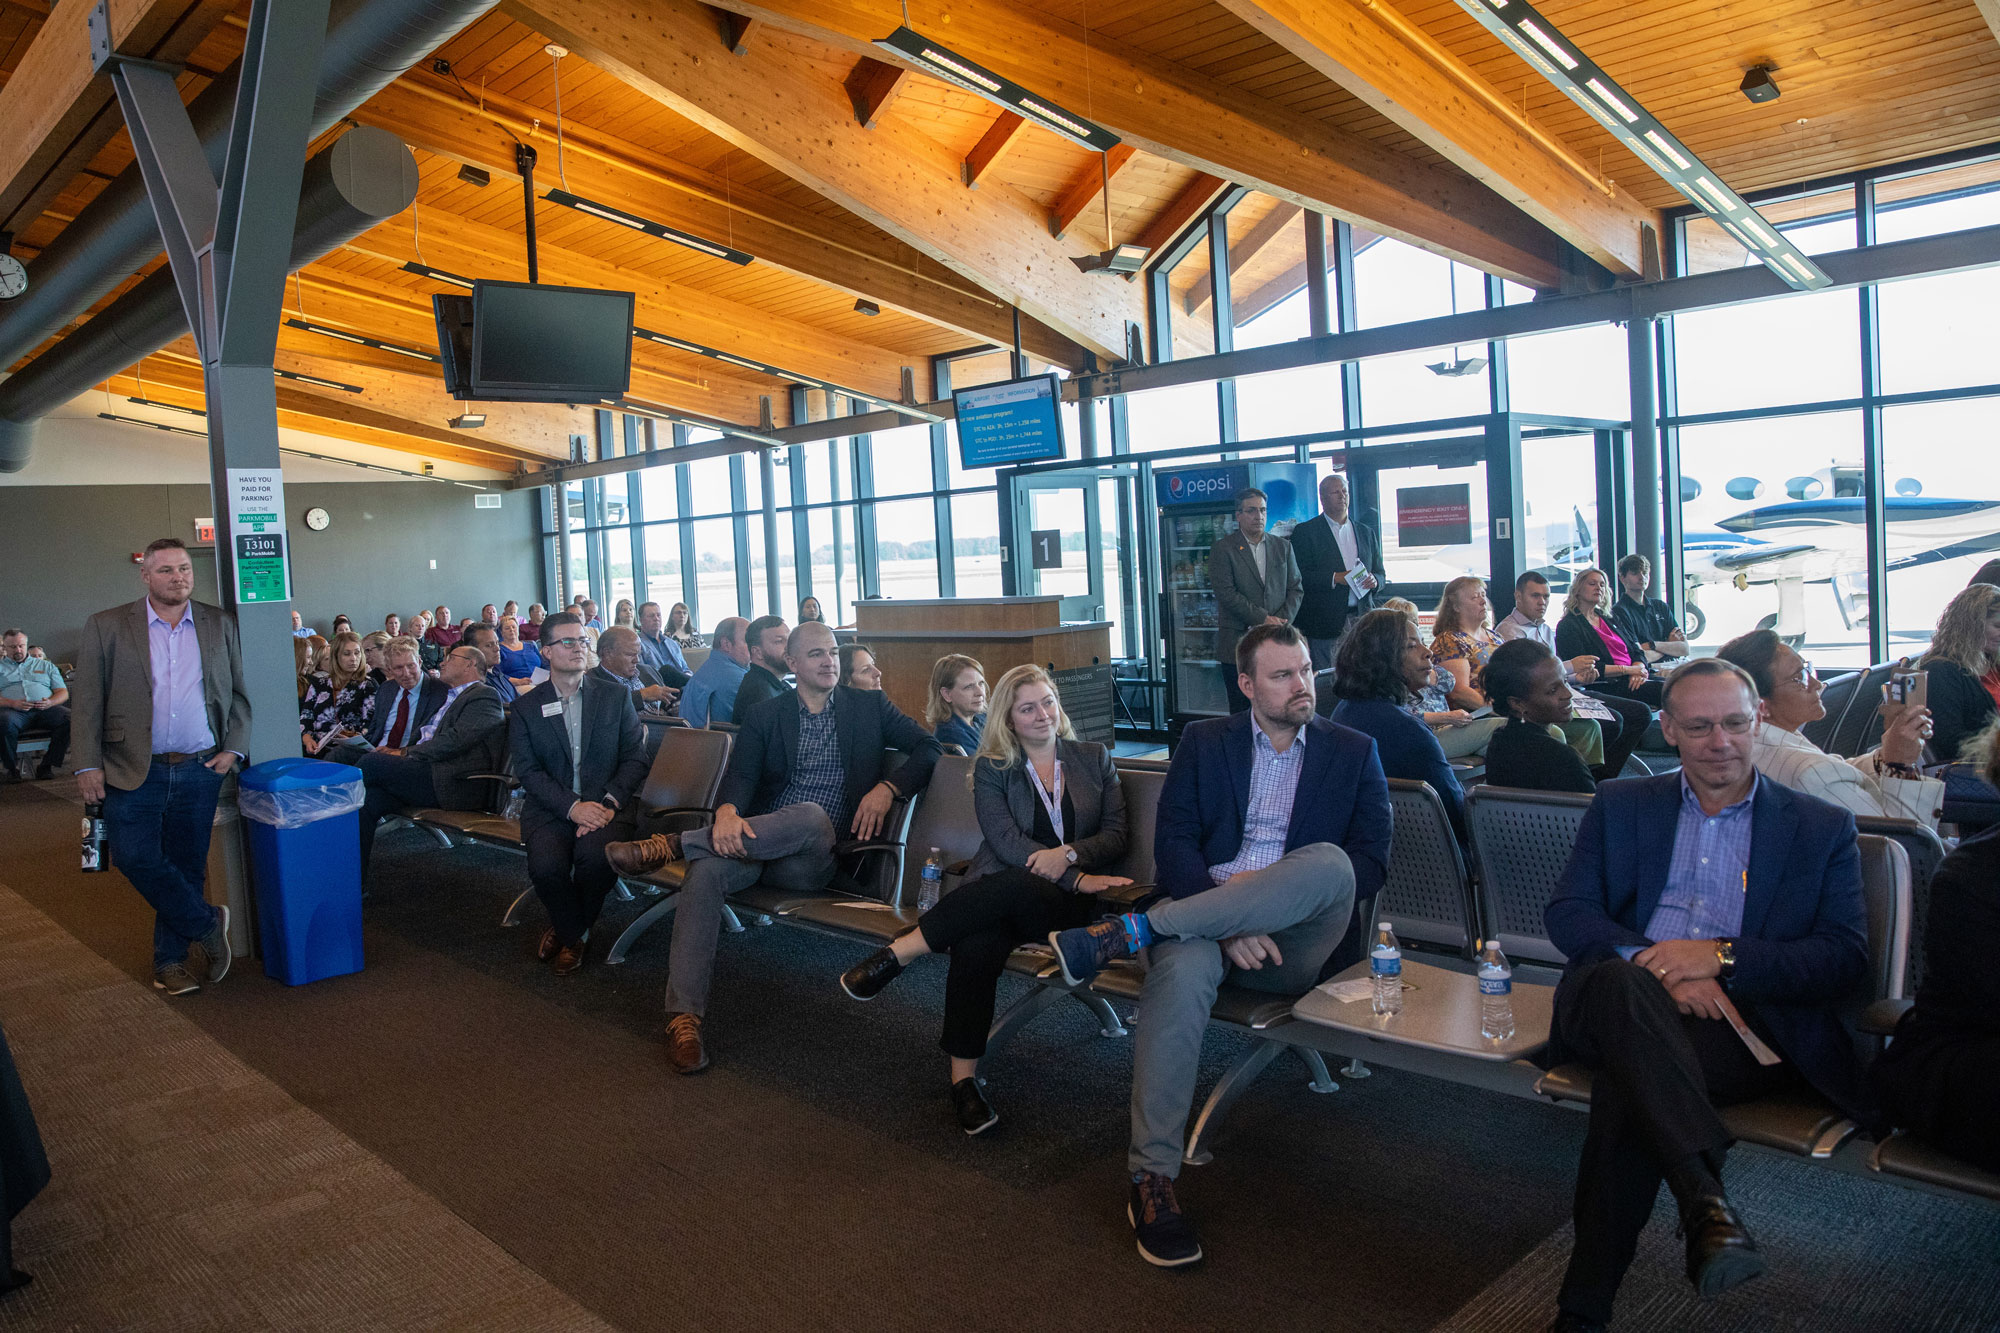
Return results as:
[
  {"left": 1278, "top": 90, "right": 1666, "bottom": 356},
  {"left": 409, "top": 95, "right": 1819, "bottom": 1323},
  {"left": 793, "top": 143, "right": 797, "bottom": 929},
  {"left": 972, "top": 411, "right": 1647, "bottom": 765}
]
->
[
  {"left": 638, "top": 464, "right": 678, "bottom": 524},
  {"left": 1882, "top": 397, "right": 2000, "bottom": 660},
  {"left": 871, "top": 424, "right": 935, "bottom": 496},
  {"left": 1374, "top": 459, "right": 1491, "bottom": 592},
  {"left": 1682, "top": 185, "right": 1857, "bottom": 275},
  {"left": 1124, "top": 380, "right": 1220, "bottom": 452},
  {"left": 1674, "top": 411, "right": 1867, "bottom": 665},
  {"left": 1670, "top": 290, "right": 1860, "bottom": 417},
  {"left": 1505, "top": 325, "right": 1630, "bottom": 421},
  {"left": 1518, "top": 434, "right": 1599, "bottom": 594},
  {"left": 950, "top": 491, "right": 1004, "bottom": 598},
  {"left": 873, "top": 497, "right": 939, "bottom": 599},
  {"left": 641, "top": 521, "right": 685, "bottom": 613},
  {"left": 691, "top": 518, "right": 739, "bottom": 622},
  {"left": 1352, "top": 235, "right": 1492, "bottom": 425},
  {"left": 687, "top": 456, "right": 732, "bottom": 516},
  {"left": 1162, "top": 230, "right": 1217, "bottom": 360}
]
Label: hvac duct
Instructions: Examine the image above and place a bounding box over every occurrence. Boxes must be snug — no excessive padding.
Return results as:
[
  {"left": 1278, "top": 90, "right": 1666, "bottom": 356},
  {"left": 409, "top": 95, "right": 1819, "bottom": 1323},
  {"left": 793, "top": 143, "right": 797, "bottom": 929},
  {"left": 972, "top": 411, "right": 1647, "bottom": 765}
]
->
[
  {"left": 0, "top": 0, "right": 496, "bottom": 374},
  {"left": 0, "top": 126, "right": 419, "bottom": 470}
]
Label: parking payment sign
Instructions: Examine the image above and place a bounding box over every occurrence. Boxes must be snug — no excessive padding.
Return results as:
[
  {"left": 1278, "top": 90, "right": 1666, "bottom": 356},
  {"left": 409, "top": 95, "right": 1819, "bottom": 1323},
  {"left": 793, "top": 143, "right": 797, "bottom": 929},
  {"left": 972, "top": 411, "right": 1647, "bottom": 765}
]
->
[{"left": 227, "top": 469, "right": 292, "bottom": 603}]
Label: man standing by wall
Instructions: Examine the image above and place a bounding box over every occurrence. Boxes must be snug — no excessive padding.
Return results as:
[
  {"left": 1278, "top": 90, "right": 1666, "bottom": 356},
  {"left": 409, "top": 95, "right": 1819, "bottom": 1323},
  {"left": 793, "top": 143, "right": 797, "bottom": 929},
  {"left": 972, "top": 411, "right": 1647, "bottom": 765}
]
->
[
  {"left": 0, "top": 629, "right": 69, "bottom": 780},
  {"left": 1207, "top": 489, "right": 1303, "bottom": 713},
  {"left": 71, "top": 538, "right": 251, "bottom": 997},
  {"left": 1290, "top": 473, "right": 1382, "bottom": 670}
]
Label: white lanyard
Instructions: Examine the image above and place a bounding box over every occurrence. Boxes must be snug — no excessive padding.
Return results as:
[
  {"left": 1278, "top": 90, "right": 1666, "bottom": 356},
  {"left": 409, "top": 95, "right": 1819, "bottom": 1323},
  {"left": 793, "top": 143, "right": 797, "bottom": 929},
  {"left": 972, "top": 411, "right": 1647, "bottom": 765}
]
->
[{"left": 1025, "top": 756, "right": 1065, "bottom": 844}]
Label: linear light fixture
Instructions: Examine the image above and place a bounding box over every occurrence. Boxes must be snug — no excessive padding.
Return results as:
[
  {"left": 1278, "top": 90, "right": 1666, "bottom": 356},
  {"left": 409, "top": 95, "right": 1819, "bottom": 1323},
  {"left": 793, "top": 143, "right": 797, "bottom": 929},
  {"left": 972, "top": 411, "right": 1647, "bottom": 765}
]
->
[
  {"left": 1452, "top": 0, "right": 1830, "bottom": 291},
  {"left": 400, "top": 261, "right": 475, "bottom": 288},
  {"left": 96, "top": 413, "right": 488, "bottom": 486},
  {"left": 604, "top": 396, "right": 785, "bottom": 447},
  {"left": 632, "top": 327, "right": 942, "bottom": 423},
  {"left": 284, "top": 317, "right": 441, "bottom": 362},
  {"left": 543, "top": 188, "right": 753, "bottom": 266},
  {"left": 274, "top": 368, "right": 363, "bottom": 393},
  {"left": 127, "top": 395, "right": 205, "bottom": 417},
  {"left": 874, "top": 26, "right": 1120, "bottom": 153}
]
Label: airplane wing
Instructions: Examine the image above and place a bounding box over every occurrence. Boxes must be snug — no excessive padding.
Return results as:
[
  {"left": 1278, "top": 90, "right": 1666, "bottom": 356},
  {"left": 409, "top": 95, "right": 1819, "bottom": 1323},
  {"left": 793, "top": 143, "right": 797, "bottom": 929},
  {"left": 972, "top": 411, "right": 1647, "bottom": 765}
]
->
[{"left": 1710, "top": 543, "right": 1819, "bottom": 572}]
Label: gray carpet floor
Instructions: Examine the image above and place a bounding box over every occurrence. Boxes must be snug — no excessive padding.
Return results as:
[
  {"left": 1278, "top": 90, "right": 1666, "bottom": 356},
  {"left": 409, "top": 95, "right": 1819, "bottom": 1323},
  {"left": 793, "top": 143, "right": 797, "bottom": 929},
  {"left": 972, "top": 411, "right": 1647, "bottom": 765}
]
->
[{"left": 2, "top": 776, "right": 1995, "bottom": 1332}]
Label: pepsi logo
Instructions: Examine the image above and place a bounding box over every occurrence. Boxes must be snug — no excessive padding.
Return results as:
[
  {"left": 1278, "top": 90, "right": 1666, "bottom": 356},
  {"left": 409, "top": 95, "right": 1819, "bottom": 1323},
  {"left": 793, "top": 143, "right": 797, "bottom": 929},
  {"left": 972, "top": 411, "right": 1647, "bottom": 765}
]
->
[{"left": 1168, "top": 476, "right": 1185, "bottom": 499}]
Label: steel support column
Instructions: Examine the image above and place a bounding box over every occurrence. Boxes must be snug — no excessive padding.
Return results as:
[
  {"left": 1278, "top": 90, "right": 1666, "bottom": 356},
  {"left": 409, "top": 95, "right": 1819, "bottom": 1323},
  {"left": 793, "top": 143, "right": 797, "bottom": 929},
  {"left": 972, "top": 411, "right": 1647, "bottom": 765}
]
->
[
  {"left": 96, "top": 0, "right": 331, "bottom": 773},
  {"left": 1626, "top": 316, "right": 1663, "bottom": 597}
]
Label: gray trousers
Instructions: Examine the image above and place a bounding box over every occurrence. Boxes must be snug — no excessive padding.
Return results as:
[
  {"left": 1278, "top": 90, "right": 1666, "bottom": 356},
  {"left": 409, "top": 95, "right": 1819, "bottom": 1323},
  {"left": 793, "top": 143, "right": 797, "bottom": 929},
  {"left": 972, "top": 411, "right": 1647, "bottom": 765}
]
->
[
  {"left": 663, "top": 802, "right": 837, "bottom": 1017},
  {"left": 1307, "top": 637, "right": 1339, "bottom": 672},
  {"left": 1129, "top": 842, "right": 1357, "bottom": 1177}
]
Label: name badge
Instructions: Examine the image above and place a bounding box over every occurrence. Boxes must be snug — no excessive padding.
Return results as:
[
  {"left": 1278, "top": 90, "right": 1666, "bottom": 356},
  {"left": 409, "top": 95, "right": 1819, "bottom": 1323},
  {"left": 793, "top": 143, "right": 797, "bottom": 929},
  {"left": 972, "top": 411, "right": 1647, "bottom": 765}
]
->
[{"left": 542, "top": 701, "right": 565, "bottom": 717}]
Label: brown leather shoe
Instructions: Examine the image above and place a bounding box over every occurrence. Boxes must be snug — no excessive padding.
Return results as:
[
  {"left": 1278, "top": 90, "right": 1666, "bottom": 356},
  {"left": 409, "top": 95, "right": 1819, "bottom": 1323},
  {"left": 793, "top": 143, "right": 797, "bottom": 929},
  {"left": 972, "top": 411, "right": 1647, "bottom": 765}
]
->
[
  {"left": 665, "top": 1011, "right": 709, "bottom": 1074},
  {"left": 537, "top": 927, "right": 560, "bottom": 962},
  {"left": 553, "top": 941, "right": 587, "bottom": 976},
  {"left": 607, "top": 831, "right": 682, "bottom": 877}
]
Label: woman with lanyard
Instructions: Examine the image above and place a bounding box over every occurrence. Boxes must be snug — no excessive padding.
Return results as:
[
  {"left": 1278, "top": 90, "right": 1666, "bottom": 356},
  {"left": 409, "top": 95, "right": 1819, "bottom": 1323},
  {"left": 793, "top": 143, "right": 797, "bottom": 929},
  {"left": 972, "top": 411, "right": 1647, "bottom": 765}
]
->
[{"left": 838, "top": 664, "right": 1132, "bottom": 1134}]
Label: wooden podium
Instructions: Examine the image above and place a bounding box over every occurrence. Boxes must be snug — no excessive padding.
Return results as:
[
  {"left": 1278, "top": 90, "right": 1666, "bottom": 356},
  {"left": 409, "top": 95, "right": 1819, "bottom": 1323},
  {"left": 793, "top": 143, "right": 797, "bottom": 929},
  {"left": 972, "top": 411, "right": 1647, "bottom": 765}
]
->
[{"left": 852, "top": 596, "right": 1114, "bottom": 735}]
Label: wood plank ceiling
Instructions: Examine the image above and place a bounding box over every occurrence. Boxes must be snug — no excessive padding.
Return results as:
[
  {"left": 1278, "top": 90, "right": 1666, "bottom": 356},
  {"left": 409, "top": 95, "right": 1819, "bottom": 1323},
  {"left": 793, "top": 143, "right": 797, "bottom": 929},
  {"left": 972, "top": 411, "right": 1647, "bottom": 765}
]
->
[{"left": 1, "top": 0, "right": 1995, "bottom": 476}]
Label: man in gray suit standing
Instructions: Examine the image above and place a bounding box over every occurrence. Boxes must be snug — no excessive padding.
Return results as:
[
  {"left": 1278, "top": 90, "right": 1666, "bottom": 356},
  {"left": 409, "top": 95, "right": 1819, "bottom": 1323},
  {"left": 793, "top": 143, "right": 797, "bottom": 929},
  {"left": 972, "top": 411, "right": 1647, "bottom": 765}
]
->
[
  {"left": 1207, "top": 488, "right": 1304, "bottom": 713},
  {"left": 72, "top": 538, "right": 251, "bottom": 997}
]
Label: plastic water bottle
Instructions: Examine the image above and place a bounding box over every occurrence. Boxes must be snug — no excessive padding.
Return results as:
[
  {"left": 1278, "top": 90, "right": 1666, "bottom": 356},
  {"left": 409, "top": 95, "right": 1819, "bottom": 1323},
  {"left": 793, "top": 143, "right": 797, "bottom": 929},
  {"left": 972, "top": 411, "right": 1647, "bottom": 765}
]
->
[
  {"left": 1370, "top": 922, "right": 1402, "bottom": 1015},
  {"left": 1478, "top": 939, "right": 1515, "bottom": 1041},
  {"left": 918, "top": 847, "right": 944, "bottom": 913},
  {"left": 81, "top": 801, "right": 109, "bottom": 873}
]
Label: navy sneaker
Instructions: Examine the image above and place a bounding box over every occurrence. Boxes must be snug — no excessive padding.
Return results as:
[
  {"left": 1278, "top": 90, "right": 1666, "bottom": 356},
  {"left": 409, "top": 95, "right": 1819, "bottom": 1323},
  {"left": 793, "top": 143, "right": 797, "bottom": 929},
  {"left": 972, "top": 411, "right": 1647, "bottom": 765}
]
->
[
  {"left": 1049, "top": 917, "right": 1131, "bottom": 987},
  {"left": 951, "top": 1077, "right": 998, "bottom": 1135},
  {"left": 1129, "top": 1172, "right": 1202, "bottom": 1268},
  {"left": 188, "top": 905, "right": 232, "bottom": 984}
]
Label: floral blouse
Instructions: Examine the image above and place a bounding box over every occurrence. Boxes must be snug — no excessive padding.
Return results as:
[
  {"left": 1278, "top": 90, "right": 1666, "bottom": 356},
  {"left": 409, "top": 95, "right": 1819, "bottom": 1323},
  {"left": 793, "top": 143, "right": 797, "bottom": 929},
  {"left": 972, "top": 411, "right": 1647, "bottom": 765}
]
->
[{"left": 300, "top": 673, "right": 377, "bottom": 740}]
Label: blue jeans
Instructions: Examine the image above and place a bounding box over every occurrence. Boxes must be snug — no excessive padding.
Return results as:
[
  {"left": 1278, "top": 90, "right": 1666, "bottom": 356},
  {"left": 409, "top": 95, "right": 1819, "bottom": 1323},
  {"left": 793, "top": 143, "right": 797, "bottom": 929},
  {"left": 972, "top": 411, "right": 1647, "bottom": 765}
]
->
[{"left": 103, "top": 758, "right": 225, "bottom": 968}]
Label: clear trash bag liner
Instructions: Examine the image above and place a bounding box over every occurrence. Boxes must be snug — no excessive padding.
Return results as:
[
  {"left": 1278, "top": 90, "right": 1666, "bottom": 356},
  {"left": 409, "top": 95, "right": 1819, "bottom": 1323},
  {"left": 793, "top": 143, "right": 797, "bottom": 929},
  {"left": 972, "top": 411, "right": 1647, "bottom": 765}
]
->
[{"left": 238, "top": 778, "right": 365, "bottom": 828}]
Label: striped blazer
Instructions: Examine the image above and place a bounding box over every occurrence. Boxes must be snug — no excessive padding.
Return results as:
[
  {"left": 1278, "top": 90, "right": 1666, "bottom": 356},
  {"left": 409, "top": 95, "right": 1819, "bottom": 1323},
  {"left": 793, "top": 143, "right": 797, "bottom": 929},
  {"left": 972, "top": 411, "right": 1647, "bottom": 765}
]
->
[{"left": 1752, "top": 723, "right": 1943, "bottom": 830}]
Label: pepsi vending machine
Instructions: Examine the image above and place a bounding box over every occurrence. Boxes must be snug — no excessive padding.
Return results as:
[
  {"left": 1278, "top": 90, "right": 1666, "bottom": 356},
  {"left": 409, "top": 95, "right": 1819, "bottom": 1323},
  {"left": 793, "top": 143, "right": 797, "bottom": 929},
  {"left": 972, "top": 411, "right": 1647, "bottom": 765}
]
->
[{"left": 1157, "top": 461, "right": 1318, "bottom": 726}]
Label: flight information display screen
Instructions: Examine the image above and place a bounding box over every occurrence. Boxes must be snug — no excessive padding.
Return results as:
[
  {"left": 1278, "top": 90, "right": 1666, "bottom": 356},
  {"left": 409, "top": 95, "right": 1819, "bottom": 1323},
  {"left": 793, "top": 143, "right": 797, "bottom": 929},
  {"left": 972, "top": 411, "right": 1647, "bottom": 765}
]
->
[{"left": 953, "top": 374, "right": 1066, "bottom": 469}]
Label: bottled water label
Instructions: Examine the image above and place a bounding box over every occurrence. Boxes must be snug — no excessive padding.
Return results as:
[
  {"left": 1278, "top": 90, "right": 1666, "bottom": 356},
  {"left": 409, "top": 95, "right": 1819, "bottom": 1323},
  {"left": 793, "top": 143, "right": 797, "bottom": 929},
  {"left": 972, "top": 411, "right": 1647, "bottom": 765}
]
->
[
  {"left": 1370, "top": 950, "right": 1401, "bottom": 976},
  {"left": 1478, "top": 973, "right": 1511, "bottom": 996}
]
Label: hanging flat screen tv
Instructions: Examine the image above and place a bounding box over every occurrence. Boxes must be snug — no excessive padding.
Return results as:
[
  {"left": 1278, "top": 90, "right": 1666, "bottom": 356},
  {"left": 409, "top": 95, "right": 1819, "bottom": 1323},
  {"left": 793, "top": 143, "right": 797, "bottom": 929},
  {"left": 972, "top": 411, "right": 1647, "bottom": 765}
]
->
[
  {"left": 432, "top": 294, "right": 474, "bottom": 399},
  {"left": 952, "top": 373, "right": 1066, "bottom": 470},
  {"left": 464, "top": 279, "right": 635, "bottom": 402}
]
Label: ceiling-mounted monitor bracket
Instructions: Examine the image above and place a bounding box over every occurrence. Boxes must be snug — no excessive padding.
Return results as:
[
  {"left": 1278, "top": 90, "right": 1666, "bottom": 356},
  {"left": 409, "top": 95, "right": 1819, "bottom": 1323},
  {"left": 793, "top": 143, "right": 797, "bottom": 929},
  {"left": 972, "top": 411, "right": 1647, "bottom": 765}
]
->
[{"left": 516, "top": 142, "right": 539, "bottom": 283}]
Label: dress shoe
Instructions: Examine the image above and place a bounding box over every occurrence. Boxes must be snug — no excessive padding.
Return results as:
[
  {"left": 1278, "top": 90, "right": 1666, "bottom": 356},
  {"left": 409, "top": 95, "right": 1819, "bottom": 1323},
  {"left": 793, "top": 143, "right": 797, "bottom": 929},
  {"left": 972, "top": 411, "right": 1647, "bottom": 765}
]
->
[
  {"left": 1547, "top": 1313, "right": 1607, "bottom": 1333},
  {"left": 840, "top": 946, "right": 903, "bottom": 1001},
  {"left": 951, "top": 1076, "right": 998, "bottom": 1135},
  {"left": 1682, "top": 1195, "right": 1764, "bottom": 1298},
  {"left": 553, "top": 941, "right": 587, "bottom": 976},
  {"left": 537, "top": 927, "right": 560, "bottom": 962},
  {"left": 33, "top": 761, "right": 55, "bottom": 781},
  {"left": 607, "top": 831, "right": 682, "bottom": 877},
  {"left": 665, "top": 1011, "right": 710, "bottom": 1075}
]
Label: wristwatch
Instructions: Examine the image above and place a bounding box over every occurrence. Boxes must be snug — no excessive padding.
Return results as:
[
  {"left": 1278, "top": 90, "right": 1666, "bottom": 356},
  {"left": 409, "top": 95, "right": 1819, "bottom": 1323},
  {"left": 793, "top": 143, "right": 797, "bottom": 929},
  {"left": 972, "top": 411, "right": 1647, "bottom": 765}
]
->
[
  {"left": 1714, "top": 937, "right": 1737, "bottom": 982},
  {"left": 1064, "top": 846, "right": 1078, "bottom": 865}
]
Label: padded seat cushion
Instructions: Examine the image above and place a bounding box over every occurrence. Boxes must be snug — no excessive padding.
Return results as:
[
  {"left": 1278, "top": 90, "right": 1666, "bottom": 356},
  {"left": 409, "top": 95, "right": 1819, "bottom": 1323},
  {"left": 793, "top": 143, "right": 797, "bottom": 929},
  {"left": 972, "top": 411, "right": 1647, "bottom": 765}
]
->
[
  {"left": 1870, "top": 1133, "right": 2000, "bottom": 1202},
  {"left": 1537, "top": 1066, "right": 1856, "bottom": 1158},
  {"left": 729, "top": 885, "right": 823, "bottom": 917},
  {"left": 626, "top": 862, "right": 691, "bottom": 892},
  {"left": 411, "top": 810, "right": 522, "bottom": 846},
  {"left": 1005, "top": 944, "right": 1057, "bottom": 977}
]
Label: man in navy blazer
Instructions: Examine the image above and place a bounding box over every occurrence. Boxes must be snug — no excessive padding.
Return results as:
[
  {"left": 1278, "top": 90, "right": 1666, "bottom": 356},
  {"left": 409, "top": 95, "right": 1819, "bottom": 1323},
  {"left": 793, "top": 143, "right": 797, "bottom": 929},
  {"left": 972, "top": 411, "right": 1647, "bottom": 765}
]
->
[
  {"left": 1050, "top": 624, "right": 1391, "bottom": 1268},
  {"left": 1542, "top": 658, "right": 1868, "bottom": 1332}
]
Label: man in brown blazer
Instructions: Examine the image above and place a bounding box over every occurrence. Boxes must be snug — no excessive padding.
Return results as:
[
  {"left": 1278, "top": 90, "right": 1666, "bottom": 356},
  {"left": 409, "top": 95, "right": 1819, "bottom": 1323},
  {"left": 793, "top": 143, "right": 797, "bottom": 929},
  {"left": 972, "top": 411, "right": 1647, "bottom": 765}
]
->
[
  {"left": 1207, "top": 488, "right": 1304, "bottom": 713},
  {"left": 71, "top": 538, "right": 252, "bottom": 996}
]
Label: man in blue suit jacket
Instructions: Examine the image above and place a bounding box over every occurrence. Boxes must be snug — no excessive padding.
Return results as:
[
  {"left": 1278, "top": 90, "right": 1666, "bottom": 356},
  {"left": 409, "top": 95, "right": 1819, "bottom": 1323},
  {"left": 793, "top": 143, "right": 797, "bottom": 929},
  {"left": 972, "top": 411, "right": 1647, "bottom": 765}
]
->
[
  {"left": 1051, "top": 624, "right": 1391, "bottom": 1269},
  {"left": 1543, "top": 658, "right": 1868, "bottom": 1332}
]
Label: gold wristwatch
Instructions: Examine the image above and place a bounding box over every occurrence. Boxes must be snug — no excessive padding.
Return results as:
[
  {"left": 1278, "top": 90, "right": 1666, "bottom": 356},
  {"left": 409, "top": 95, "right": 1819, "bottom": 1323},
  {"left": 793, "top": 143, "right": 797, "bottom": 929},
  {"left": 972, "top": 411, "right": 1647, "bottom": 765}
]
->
[{"left": 1714, "top": 937, "right": 1738, "bottom": 981}]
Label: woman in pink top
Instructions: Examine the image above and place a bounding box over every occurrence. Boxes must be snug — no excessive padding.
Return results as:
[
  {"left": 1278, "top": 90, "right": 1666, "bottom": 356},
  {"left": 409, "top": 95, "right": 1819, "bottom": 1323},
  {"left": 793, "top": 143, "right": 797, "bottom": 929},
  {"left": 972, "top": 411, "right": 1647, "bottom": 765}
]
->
[{"left": 1556, "top": 567, "right": 1664, "bottom": 708}]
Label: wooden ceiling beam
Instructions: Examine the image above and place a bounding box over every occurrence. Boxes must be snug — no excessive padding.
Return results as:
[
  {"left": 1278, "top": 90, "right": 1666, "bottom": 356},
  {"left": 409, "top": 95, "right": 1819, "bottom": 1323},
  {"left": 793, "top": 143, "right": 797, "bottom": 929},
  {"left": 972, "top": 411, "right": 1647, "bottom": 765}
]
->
[
  {"left": 1131, "top": 173, "right": 1230, "bottom": 256},
  {"left": 0, "top": 0, "right": 234, "bottom": 237},
  {"left": 1048, "top": 144, "right": 1137, "bottom": 241},
  {"left": 1185, "top": 202, "right": 1305, "bottom": 316},
  {"left": 348, "top": 208, "right": 916, "bottom": 402},
  {"left": 502, "top": 0, "right": 1139, "bottom": 362},
  {"left": 353, "top": 77, "right": 1086, "bottom": 368},
  {"left": 845, "top": 56, "right": 909, "bottom": 130},
  {"left": 705, "top": 0, "right": 1572, "bottom": 288},
  {"left": 103, "top": 361, "right": 536, "bottom": 473},
  {"left": 1214, "top": 0, "right": 1657, "bottom": 279},
  {"left": 961, "top": 111, "right": 1025, "bottom": 190}
]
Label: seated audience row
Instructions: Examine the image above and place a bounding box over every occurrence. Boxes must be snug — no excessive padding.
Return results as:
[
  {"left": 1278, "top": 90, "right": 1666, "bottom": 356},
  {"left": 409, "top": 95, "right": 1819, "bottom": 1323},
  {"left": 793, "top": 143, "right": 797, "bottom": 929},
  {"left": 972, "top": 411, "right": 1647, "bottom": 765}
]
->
[{"left": 0, "top": 627, "right": 68, "bottom": 781}]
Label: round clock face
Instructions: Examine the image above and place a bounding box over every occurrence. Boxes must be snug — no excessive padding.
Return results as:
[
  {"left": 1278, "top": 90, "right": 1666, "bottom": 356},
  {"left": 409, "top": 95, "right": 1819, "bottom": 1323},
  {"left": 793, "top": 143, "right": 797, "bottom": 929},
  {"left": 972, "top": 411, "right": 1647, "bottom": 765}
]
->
[
  {"left": 304, "top": 507, "right": 331, "bottom": 531},
  {"left": 0, "top": 256, "right": 26, "bottom": 301}
]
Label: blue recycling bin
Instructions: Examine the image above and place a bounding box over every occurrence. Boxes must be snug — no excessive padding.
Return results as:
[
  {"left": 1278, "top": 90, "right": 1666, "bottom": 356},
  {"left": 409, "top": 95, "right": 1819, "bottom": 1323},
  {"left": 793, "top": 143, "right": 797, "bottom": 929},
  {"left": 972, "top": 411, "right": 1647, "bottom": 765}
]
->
[{"left": 237, "top": 757, "right": 366, "bottom": 985}]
